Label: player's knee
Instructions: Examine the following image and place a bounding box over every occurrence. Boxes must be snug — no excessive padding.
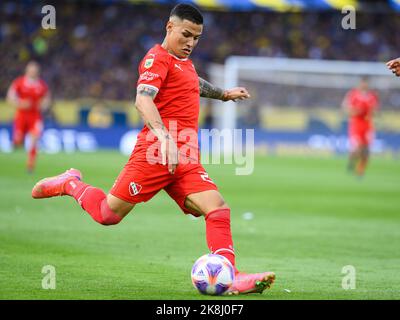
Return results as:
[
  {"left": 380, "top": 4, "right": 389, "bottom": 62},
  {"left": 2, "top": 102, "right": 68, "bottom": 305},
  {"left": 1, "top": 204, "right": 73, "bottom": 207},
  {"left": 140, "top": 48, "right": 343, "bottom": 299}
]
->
[
  {"left": 207, "top": 203, "right": 230, "bottom": 215},
  {"left": 202, "top": 200, "right": 230, "bottom": 216},
  {"left": 13, "top": 138, "right": 23, "bottom": 147},
  {"left": 106, "top": 194, "right": 134, "bottom": 219},
  {"left": 212, "top": 202, "right": 230, "bottom": 212},
  {"left": 205, "top": 205, "right": 231, "bottom": 221}
]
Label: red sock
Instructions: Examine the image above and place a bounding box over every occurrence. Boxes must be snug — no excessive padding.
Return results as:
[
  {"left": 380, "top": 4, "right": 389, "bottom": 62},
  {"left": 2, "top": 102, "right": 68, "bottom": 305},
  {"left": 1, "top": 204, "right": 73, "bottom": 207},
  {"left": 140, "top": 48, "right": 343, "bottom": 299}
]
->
[
  {"left": 27, "top": 146, "right": 37, "bottom": 170},
  {"left": 64, "top": 180, "right": 122, "bottom": 226},
  {"left": 205, "top": 208, "right": 238, "bottom": 273},
  {"left": 356, "top": 159, "right": 368, "bottom": 176}
]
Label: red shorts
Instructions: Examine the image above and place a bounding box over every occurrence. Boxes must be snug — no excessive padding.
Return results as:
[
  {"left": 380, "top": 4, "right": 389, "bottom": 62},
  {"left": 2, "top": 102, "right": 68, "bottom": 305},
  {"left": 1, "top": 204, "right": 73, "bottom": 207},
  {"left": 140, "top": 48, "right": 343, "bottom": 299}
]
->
[
  {"left": 349, "top": 125, "right": 374, "bottom": 150},
  {"left": 13, "top": 113, "right": 43, "bottom": 145},
  {"left": 110, "top": 160, "right": 218, "bottom": 216}
]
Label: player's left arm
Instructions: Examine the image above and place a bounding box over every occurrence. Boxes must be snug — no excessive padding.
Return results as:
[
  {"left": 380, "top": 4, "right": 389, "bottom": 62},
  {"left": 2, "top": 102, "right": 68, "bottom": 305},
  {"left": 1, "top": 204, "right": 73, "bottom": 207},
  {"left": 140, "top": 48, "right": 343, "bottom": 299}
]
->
[
  {"left": 371, "top": 91, "right": 380, "bottom": 116},
  {"left": 40, "top": 91, "right": 52, "bottom": 112},
  {"left": 199, "top": 77, "right": 250, "bottom": 102},
  {"left": 6, "top": 84, "right": 19, "bottom": 108},
  {"left": 341, "top": 91, "right": 361, "bottom": 116},
  {"left": 340, "top": 94, "right": 349, "bottom": 113}
]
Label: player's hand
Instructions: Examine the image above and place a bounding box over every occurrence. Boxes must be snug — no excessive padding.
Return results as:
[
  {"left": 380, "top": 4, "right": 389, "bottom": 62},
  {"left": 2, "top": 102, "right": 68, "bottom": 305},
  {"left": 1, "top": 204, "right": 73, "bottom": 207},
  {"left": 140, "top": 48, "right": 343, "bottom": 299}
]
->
[
  {"left": 160, "top": 135, "right": 179, "bottom": 174},
  {"left": 222, "top": 87, "right": 251, "bottom": 102},
  {"left": 386, "top": 58, "right": 400, "bottom": 77},
  {"left": 18, "top": 98, "right": 31, "bottom": 109}
]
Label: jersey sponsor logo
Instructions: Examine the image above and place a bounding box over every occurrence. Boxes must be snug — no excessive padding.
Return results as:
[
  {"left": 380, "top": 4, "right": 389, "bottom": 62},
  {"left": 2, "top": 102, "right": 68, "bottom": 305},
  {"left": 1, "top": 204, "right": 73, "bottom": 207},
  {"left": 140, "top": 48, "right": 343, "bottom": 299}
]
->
[
  {"left": 144, "top": 57, "right": 154, "bottom": 69},
  {"left": 139, "top": 71, "right": 160, "bottom": 81},
  {"left": 129, "top": 182, "right": 142, "bottom": 196}
]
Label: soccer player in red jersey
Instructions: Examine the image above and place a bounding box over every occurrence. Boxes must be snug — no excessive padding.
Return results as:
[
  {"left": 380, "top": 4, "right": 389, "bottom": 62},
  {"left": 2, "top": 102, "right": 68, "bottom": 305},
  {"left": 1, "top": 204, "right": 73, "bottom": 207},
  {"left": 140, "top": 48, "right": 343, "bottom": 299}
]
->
[
  {"left": 341, "top": 77, "right": 379, "bottom": 177},
  {"left": 387, "top": 57, "right": 400, "bottom": 77},
  {"left": 6, "top": 61, "right": 51, "bottom": 173},
  {"left": 31, "top": 4, "right": 275, "bottom": 294}
]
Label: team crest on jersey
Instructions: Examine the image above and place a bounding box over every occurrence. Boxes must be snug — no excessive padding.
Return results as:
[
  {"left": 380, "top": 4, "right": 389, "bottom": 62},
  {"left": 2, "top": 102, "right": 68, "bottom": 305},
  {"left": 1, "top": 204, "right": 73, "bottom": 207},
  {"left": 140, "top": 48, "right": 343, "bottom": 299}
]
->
[
  {"left": 129, "top": 182, "right": 142, "bottom": 196},
  {"left": 144, "top": 58, "right": 154, "bottom": 69}
]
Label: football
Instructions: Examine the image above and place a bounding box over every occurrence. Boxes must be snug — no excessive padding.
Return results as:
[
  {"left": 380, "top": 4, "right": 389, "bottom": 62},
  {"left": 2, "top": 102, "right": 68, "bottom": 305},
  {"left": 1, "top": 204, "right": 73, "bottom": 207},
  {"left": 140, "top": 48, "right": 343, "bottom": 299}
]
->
[{"left": 191, "top": 254, "right": 235, "bottom": 295}]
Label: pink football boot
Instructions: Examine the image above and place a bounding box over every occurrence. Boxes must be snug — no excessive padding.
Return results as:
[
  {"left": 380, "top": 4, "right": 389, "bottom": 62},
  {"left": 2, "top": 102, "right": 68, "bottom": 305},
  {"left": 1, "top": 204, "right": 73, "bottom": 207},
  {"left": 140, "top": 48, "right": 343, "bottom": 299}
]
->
[
  {"left": 226, "top": 271, "right": 275, "bottom": 295},
  {"left": 32, "top": 168, "right": 82, "bottom": 199}
]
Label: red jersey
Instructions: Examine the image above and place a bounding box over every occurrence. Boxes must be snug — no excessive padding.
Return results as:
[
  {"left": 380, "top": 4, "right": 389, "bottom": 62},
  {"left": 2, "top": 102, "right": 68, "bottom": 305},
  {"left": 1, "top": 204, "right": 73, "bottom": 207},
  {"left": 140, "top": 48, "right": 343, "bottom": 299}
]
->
[
  {"left": 132, "top": 44, "right": 200, "bottom": 162},
  {"left": 11, "top": 76, "right": 48, "bottom": 118},
  {"left": 346, "top": 88, "right": 379, "bottom": 129}
]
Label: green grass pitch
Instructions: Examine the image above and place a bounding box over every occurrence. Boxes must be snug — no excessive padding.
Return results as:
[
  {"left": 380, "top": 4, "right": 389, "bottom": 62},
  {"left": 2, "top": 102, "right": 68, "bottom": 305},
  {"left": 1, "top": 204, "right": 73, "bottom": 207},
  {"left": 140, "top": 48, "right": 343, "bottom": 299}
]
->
[{"left": 0, "top": 150, "right": 399, "bottom": 300}]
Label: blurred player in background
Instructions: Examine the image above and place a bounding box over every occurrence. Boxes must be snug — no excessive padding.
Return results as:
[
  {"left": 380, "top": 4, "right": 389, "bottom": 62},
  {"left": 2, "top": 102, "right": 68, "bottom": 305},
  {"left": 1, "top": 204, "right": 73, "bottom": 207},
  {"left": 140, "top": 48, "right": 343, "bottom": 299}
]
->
[
  {"left": 31, "top": 4, "right": 275, "bottom": 295},
  {"left": 341, "top": 77, "right": 379, "bottom": 177},
  {"left": 6, "top": 61, "right": 51, "bottom": 173},
  {"left": 386, "top": 57, "right": 400, "bottom": 77}
]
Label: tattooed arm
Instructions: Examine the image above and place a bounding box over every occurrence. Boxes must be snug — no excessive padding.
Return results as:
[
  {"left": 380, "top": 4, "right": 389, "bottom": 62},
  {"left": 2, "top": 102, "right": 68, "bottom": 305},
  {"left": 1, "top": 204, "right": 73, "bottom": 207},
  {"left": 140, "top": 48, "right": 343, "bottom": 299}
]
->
[
  {"left": 199, "top": 77, "right": 251, "bottom": 102},
  {"left": 199, "top": 77, "right": 225, "bottom": 100},
  {"left": 135, "top": 84, "right": 168, "bottom": 138},
  {"left": 135, "top": 84, "right": 178, "bottom": 173}
]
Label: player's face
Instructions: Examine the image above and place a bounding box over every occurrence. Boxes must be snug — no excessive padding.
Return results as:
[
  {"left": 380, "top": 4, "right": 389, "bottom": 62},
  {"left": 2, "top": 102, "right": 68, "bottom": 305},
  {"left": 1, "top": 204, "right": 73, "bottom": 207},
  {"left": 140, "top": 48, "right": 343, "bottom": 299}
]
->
[
  {"left": 166, "top": 18, "right": 203, "bottom": 58},
  {"left": 25, "top": 62, "right": 40, "bottom": 79}
]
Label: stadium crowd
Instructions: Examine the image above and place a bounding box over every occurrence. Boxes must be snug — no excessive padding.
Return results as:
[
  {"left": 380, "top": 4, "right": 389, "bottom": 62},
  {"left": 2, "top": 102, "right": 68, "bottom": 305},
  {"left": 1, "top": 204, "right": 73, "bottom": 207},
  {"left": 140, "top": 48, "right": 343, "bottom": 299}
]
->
[{"left": 1, "top": 1, "right": 399, "bottom": 100}]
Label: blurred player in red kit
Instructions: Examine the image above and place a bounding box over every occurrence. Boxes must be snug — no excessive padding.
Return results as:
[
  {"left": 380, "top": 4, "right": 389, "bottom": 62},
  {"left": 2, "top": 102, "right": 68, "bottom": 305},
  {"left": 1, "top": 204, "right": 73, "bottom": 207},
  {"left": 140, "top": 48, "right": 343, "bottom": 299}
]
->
[
  {"left": 6, "top": 61, "right": 51, "bottom": 173},
  {"left": 341, "top": 77, "right": 379, "bottom": 177},
  {"left": 31, "top": 4, "right": 275, "bottom": 294}
]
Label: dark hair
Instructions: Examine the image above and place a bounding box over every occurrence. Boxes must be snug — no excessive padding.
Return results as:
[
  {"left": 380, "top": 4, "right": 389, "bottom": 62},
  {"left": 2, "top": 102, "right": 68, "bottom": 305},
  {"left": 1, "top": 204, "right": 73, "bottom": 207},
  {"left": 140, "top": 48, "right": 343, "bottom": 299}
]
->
[{"left": 170, "top": 3, "right": 203, "bottom": 25}]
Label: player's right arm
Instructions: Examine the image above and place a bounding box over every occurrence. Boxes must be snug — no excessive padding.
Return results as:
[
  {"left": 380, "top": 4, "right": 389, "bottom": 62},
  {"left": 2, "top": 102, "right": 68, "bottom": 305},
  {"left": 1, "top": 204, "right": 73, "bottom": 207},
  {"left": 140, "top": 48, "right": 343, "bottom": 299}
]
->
[
  {"left": 6, "top": 80, "right": 29, "bottom": 109},
  {"left": 341, "top": 90, "right": 360, "bottom": 117},
  {"left": 135, "top": 85, "right": 178, "bottom": 174},
  {"left": 135, "top": 52, "right": 178, "bottom": 174},
  {"left": 136, "top": 51, "right": 178, "bottom": 174},
  {"left": 6, "top": 80, "right": 28, "bottom": 108}
]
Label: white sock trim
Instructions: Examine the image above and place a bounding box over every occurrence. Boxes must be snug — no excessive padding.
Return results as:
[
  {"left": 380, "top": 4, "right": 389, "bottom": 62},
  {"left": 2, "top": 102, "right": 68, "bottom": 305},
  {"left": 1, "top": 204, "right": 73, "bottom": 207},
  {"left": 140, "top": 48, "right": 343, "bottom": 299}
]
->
[
  {"left": 77, "top": 186, "right": 92, "bottom": 205},
  {"left": 214, "top": 248, "right": 235, "bottom": 256}
]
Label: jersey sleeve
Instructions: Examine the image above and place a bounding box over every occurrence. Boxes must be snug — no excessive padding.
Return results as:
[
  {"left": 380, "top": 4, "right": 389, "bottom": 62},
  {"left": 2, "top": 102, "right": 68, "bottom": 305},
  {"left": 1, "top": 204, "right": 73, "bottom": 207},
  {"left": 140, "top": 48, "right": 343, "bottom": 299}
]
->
[
  {"left": 37, "top": 80, "right": 48, "bottom": 97},
  {"left": 344, "top": 90, "right": 355, "bottom": 110},
  {"left": 137, "top": 53, "right": 169, "bottom": 96},
  {"left": 10, "top": 78, "right": 21, "bottom": 94}
]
